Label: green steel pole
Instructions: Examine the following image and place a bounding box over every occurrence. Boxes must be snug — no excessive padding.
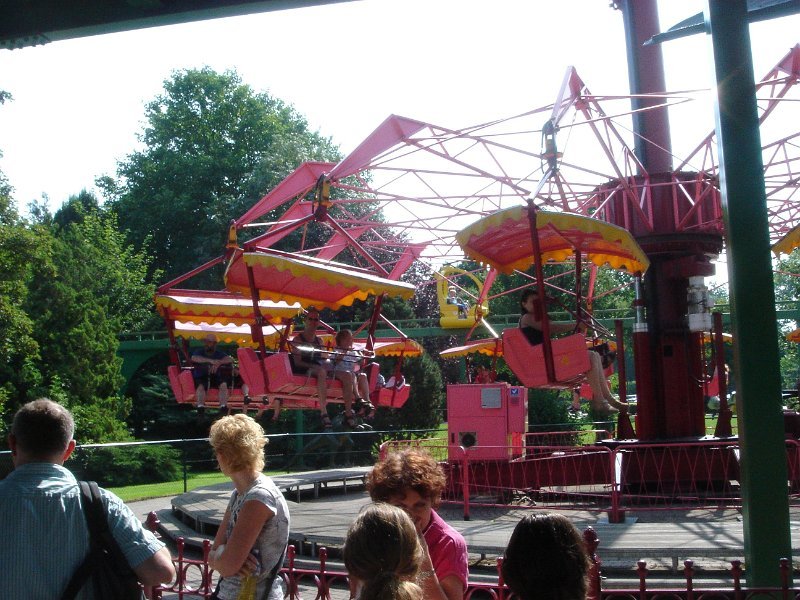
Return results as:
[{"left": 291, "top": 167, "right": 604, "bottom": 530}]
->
[{"left": 704, "top": 0, "right": 791, "bottom": 585}]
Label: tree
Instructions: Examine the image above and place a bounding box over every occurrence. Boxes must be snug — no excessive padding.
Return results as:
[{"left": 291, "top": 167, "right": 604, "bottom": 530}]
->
[
  {"left": 106, "top": 67, "right": 342, "bottom": 283},
  {"left": 774, "top": 253, "right": 800, "bottom": 389},
  {"left": 0, "top": 171, "right": 45, "bottom": 421},
  {"left": 372, "top": 352, "right": 445, "bottom": 432},
  {"left": 20, "top": 193, "right": 158, "bottom": 441}
]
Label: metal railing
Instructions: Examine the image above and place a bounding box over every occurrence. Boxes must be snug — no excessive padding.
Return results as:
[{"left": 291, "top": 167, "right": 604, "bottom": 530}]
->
[
  {"left": 0, "top": 429, "right": 439, "bottom": 489},
  {"left": 142, "top": 513, "right": 798, "bottom": 600},
  {"left": 381, "top": 436, "right": 800, "bottom": 522}
]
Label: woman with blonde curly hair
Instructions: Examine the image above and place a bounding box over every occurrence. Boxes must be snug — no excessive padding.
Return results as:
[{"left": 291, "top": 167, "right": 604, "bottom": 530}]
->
[
  {"left": 343, "top": 503, "right": 423, "bottom": 600},
  {"left": 367, "top": 448, "right": 468, "bottom": 600},
  {"left": 208, "top": 415, "right": 290, "bottom": 599},
  {"left": 501, "top": 513, "right": 590, "bottom": 600}
]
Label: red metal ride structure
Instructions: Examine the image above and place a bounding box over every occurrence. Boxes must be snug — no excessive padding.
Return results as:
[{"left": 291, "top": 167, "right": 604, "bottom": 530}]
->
[
  {"left": 226, "top": 39, "right": 800, "bottom": 443},
  {"left": 173, "top": 0, "right": 800, "bottom": 452}
]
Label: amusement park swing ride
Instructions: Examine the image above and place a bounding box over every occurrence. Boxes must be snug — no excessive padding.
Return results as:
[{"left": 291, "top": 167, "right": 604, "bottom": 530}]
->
[{"left": 155, "top": 24, "right": 800, "bottom": 521}]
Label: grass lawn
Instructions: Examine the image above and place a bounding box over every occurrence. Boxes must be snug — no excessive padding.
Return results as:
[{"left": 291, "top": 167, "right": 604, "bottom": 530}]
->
[{"left": 109, "top": 470, "right": 282, "bottom": 503}]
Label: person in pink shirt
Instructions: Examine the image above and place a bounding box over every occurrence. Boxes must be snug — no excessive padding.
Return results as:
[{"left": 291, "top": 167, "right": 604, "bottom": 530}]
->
[{"left": 367, "top": 448, "right": 468, "bottom": 600}]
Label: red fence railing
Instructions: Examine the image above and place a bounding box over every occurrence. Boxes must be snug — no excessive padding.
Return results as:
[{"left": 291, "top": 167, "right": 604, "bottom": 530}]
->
[
  {"left": 380, "top": 437, "right": 800, "bottom": 521},
  {"left": 144, "top": 517, "right": 798, "bottom": 600}
]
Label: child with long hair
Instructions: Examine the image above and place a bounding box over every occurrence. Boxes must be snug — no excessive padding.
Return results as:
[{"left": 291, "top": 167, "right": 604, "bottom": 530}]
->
[{"left": 343, "top": 503, "right": 423, "bottom": 600}]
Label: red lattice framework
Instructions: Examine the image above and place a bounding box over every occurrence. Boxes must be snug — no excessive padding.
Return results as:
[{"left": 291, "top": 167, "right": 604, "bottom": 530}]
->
[{"left": 233, "top": 45, "right": 800, "bottom": 275}]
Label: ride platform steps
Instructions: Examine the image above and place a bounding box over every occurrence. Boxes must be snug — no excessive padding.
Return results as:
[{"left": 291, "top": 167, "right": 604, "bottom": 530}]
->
[{"left": 155, "top": 468, "right": 800, "bottom": 573}]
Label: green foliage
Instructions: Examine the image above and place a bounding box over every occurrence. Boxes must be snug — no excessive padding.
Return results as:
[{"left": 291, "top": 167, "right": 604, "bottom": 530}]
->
[
  {"left": 108, "top": 67, "right": 342, "bottom": 283},
  {"left": 0, "top": 182, "right": 158, "bottom": 440},
  {"left": 69, "top": 396, "right": 135, "bottom": 443},
  {"left": 0, "top": 183, "right": 46, "bottom": 421},
  {"left": 775, "top": 253, "right": 800, "bottom": 304},
  {"left": 69, "top": 443, "right": 182, "bottom": 487},
  {"left": 527, "top": 389, "right": 575, "bottom": 431},
  {"left": 372, "top": 353, "right": 445, "bottom": 432},
  {"left": 18, "top": 195, "right": 157, "bottom": 416},
  {"left": 774, "top": 253, "right": 800, "bottom": 388}
]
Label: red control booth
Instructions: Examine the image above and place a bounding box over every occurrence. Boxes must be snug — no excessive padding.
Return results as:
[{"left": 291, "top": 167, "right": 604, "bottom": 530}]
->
[{"left": 447, "top": 383, "right": 527, "bottom": 461}]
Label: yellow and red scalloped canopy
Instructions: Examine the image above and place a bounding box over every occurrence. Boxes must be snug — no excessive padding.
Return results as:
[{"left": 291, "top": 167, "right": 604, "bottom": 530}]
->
[
  {"left": 174, "top": 321, "right": 287, "bottom": 348},
  {"left": 356, "top": 338, "right": 424, "bottom": 357},
  {"left": 786, "top": 328, "right": 800, "bottom": 343},
  {"left": 224, "top": 251, "right": 416, "bottom": 310},
  {"left": 155, "top": 290, "right": 302, "bottom": 326},
  {"left": 440, "top": 338, "right": 503, "bottom": 359},
  {"left": 772, "top": 224, "right": 800, "bottom": 257},
  {"left": 455, "top": 206, "right": 650, "bottom": 275}
]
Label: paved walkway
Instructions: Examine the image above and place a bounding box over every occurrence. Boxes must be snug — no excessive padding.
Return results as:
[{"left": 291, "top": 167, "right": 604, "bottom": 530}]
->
[{"left": 130, "top": 468, "right": 800, "bottom": 574}]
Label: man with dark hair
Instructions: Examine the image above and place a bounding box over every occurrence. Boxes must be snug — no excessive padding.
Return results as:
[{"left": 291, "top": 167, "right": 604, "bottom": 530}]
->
[
  {"left": 0, "top": 398, "right": 175, "bottom": 598},
  {"left": 191, "top": 332, "right": 234, "bottom": 411}
]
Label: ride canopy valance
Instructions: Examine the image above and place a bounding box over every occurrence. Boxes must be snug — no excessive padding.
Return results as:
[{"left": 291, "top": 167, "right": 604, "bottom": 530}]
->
[
  {"left": 224, "top": 250, "right": 416, "bottom": 310},
  {"left": 155, "top": 291, "right": 302, "bottom": 326},
  {"left": 173, "top": 321, "right": 287, "bottom": 348},
  {"left": 440, "top": 338, "right": 503, "bottom": 359},
  {"left": 772, "top": 223, "right": 800, "bottom": 256},
  {"left": 455, "top": 206, "right": 650, "bottom": 275}
]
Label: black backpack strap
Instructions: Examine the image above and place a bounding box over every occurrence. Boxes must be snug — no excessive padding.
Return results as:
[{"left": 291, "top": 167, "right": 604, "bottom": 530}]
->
[
  {"left": 83, "top": 482, "right": 133, "bottom": 571},
  {"left": 61, "top": 481, "right": 102, "bottom": 600}
]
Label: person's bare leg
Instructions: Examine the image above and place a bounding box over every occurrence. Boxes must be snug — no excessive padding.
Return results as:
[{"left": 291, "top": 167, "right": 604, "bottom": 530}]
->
[
  {"left": 311, "top": 365, "right": 330, "bottom": 425},
  {"left": 271, "top": 398, "right": 282, "bottom": 421},
  {"left": 195, "top": 384, "right": 206, "bottom": 408},
  {"left": 587, "top": 352, "right": 625, "bottom": 410},
  {"left": 219, "top": 382, "right": 229, "bottom": 413},
  {"left": 356, "top": 372, "right": 370, "bottom": 402},
  {"left": 571, "top": 389, "right": 582, "bottom": 411},
  {"left": 336, "top": 372, "right": 355, "bottom": 417}
]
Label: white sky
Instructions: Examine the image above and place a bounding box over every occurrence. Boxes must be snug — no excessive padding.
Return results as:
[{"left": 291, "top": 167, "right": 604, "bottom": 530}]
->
[{"left": 0, "top": 0, "right": 798, "bottom": 218}]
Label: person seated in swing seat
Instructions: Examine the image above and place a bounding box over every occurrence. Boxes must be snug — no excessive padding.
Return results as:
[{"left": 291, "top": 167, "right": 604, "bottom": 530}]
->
[
  {"left": 191, "top": 333, "right": 235, "bottom": 412},
  {"left": 446, "top": 286, "right": 468, "bottom": 319},
  {"left": 519, "top": 288, "right": 625, "bottom": 415},
  {"left": 332, "top": 329, "right": 372, "bottom": 429},
  {"left": 290, "top": 309, "right": 332, "bottom": 429}
]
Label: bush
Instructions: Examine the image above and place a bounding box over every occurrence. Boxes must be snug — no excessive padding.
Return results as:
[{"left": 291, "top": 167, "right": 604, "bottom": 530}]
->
[{"left": 68, "top": 443, "right": 181, "bottom": 487}]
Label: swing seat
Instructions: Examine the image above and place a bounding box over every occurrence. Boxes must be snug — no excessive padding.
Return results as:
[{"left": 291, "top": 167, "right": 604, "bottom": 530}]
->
[
  {"left": 237, "top": 347, "right": 348, "bottom": 410},
  {"left": 501, "top": 329, "right": 590, "bottom": 388},
  {"left": 168, "top": 366, "right": 196, "bottom": 404},
  {"left": 237, "top": 348, "right": 412, "bottom": 410},
  {"left": 361, "top": 362, "right": 411, "bottom": 408},
  {"left": 372, "top": 385, "right": 411, "bottom": 408},
  {"left": 168, "top": 365, "right": 249, "bottom": 408}
]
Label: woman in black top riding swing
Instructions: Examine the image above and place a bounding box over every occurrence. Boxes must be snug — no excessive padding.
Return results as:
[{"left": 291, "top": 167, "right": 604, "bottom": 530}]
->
[{"left": 519, "top": 288, "right": 624, "bottom": 415}]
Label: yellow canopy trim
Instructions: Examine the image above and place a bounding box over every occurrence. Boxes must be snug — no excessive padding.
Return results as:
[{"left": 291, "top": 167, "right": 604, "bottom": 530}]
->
[
  {"left": 155, "top": 294, "right": 302, "bottom": 326},
  {"left": 174, "top": 322, "right": 286, "bottom": 349},
  {"left": 230, "top": 253, "right": 415, "bottom": 310},
  {"left": 772, "top": 224, "right": 800, "bottom": 257},
  {"left": 440, "top": 338, "right": 503, "bottom": 359},
  {"left": 456, "top": 206, "right": 650, "bottom": 275}
]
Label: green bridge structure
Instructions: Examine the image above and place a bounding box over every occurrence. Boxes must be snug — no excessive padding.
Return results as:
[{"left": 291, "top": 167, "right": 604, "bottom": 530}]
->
[{"left": 117, "top": 302, "right": 800, "bottom": 390}]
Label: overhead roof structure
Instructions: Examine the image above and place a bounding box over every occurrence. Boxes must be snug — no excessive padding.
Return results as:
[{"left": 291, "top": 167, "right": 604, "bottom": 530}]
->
[
  {"left": 644, "top": 0, "right": 800, "bottom": 46},
  {"left": 0, "top": 0, "right": 355, "bottom": 50}
]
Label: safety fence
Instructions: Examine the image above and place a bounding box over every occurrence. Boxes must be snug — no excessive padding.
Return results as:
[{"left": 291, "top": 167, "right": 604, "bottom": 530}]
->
[
  {"left": 143, "top": 515, "right": 798, "bottom": 600},
  {"left": 381, "top": 435, "right": 800, "bottom": 522},
  {"left": 0, "top": 429, "right": 437, "bottom": 490}
]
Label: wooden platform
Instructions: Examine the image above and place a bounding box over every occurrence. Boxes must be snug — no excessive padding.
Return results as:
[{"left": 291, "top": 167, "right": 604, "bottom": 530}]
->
[{"left": 156, "top": 468, "right": 800, "bottom": 572}]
